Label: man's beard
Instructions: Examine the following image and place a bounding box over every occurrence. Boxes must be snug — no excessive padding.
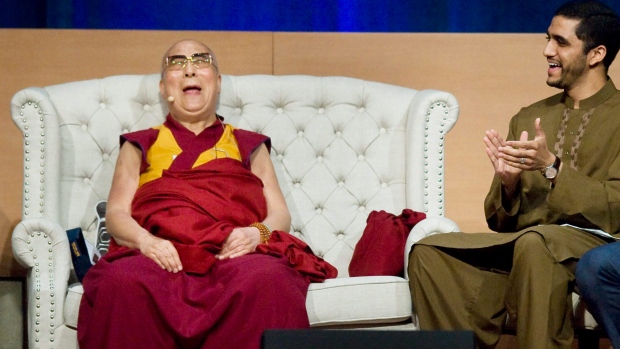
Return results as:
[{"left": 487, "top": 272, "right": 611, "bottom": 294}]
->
[{"left": 546, "top": 54, "right": 587, "bottom": 89}]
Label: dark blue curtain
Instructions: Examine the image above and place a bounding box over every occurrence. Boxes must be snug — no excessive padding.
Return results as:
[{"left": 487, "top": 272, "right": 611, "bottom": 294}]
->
[{"left": 2, "top": 0, "right": 620, "bottom": 32}]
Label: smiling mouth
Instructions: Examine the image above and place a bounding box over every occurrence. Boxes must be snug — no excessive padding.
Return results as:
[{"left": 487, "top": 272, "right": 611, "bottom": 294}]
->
[
  {"left": 549, "top": 62, "right": 562, "bottom": 69},
  {"left": 183, "top": 86, "right": 202, "bottom": 92}
]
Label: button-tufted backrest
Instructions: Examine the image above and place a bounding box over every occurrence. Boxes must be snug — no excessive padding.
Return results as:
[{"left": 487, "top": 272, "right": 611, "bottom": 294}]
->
[{"left": 11, "top": 74, "right": 459, "bottom": 277}]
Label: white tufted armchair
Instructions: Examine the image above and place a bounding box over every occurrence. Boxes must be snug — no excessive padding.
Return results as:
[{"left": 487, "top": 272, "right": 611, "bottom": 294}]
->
[{"left": 11, "top": 74, "right": 461, "bottom": 349}]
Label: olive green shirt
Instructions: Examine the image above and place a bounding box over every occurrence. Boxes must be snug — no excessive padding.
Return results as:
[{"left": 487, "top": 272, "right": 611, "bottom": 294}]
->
[{"left": 485, "top": 79, "right": 620, "bottom": 236}]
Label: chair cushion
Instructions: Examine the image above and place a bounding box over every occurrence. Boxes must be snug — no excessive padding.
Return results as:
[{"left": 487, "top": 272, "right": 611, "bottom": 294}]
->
[
  {"left": 306, "top": 276, "right": 412, "bottom": 326},
  {"left": 64, "top": 283, "right": 84, "bottom": 329},
  {"left": 64, "top": 276, "right": 412, "bottom": 329}
]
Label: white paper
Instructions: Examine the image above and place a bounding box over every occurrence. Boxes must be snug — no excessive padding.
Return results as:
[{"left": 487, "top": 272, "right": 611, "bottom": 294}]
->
[{"left": 561, "top": 224, "right": 620, "bottom": 241}]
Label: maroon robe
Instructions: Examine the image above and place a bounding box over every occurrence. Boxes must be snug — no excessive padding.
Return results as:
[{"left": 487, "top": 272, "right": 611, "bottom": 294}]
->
[{"left": 78, "top": 116, "right": 336, "bottom": 349}]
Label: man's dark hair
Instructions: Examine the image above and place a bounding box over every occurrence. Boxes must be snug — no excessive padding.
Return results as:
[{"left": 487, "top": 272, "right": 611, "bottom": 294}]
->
[{"left": 555, "top": 0, "right": 620, "bottom": 68}]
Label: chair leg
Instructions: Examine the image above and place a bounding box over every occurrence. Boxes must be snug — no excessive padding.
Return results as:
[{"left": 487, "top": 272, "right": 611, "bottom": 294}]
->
[{"left": 577, "top": 330, "right": 600, "bottom": 349}]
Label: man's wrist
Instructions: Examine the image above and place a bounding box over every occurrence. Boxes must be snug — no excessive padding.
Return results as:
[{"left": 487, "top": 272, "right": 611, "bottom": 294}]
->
[{"left": 541, "top": 156, "right": 561, "bottom": 180}]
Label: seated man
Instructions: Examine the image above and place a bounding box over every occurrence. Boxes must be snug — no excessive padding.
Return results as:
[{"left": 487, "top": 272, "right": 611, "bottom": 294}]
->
[
  {"left": 77, "top": 39, "right": 336, "bottom": 349},
  {"left": 576, "top": 242, "right": 620, "bottom": 349},
  {"left": 408, "top": 1, "right": 620, "bottom": 348}
]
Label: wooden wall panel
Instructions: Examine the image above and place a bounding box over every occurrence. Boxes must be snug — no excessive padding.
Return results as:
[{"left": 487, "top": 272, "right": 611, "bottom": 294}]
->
[
  {"left": 273, "top": 32, "right": 620, "bottom": 233},
  {"left": 2, "top": 29, "right": 620, "bottom": 277},
  {"left": 0, "top": 29, "right": 273, "bottom": 276}
]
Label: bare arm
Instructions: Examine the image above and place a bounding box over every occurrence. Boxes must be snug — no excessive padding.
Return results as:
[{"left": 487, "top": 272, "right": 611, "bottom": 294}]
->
[
  {"left": 250, "top": 144, "right": 291, "bottom": 232},
  {"left": 106, "top": 143, "right": 182, "bottom": 272},
  {"left": 217, "top": 144, "right": 291, "bottom": 259}
]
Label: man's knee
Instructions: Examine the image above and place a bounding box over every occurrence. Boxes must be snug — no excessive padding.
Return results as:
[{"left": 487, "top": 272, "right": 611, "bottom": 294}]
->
[
  {"left": 410, "top": 244, "right": 438, "bottom": 262},
  {"left": 578, "top": 244, "right": 620, "bottom": 281},
  {"left": 408, "top": 245, "right": 438, "bottom": 273},
  {"left": 94, "top": 254, "right": 161, "bottom": 292},
  {"left": 576, "top": 248, "right": 598, "bottom": 277},
  {"left": 514, "top": 231, "right": 546, "bottom": 254},
  {"left": 576, "top": 247, "right": 609, "bottom": 297}
]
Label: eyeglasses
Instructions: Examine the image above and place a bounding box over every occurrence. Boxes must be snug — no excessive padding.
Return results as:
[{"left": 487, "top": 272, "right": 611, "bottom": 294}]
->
[{"left": 165, "top": 53, "right": 215, "bottom": 71}]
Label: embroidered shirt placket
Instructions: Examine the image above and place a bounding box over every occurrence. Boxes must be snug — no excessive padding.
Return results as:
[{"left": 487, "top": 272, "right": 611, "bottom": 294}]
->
[{"left": 553, "top": 107, "right": 596, "bottom": 170}]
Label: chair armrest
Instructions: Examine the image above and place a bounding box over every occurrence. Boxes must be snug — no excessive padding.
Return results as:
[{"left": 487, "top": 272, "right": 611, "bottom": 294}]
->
[
  {"left": 403, "top": 217, "right": 460, "bottom": 280},
  {"left": 12, "top": 218, "right": 72, "bottom": 348}
]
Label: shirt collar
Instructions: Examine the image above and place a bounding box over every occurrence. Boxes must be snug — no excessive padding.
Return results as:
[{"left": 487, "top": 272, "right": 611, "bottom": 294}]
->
[{"left": 562, "top": 78, "right": 617, "bottom": 110}]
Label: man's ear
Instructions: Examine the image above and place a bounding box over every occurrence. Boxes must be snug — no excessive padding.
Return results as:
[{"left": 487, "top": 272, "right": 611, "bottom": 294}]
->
[{"left": 588, "top": 45, "right": 607, "bottom": 67}]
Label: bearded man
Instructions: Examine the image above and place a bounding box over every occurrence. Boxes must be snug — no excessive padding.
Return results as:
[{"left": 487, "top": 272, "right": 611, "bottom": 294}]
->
[{"left": 408, "top": 1, "right": 620, "bottom": 348}]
